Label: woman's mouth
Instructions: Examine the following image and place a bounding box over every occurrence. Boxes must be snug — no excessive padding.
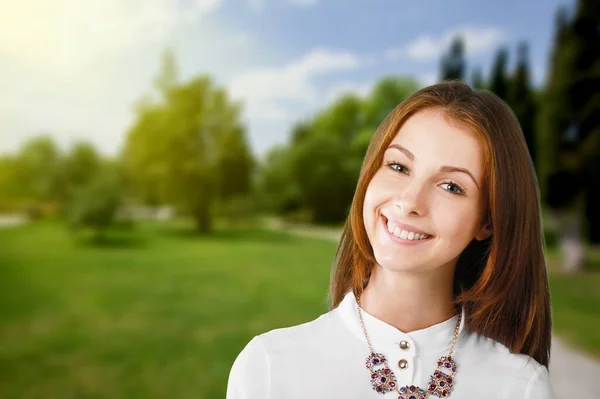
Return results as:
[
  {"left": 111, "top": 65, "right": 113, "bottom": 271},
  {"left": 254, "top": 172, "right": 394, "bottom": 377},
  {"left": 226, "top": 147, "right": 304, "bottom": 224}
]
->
[{"left": 381, "top": 215, "right": 434, "bottom": 245}]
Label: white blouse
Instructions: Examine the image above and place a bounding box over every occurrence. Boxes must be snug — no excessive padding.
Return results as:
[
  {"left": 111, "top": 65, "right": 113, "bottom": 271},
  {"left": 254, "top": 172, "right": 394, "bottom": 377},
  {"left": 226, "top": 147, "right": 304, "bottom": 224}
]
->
[{"left": 227, "top": 290, "right": 556, "bottom": 399}]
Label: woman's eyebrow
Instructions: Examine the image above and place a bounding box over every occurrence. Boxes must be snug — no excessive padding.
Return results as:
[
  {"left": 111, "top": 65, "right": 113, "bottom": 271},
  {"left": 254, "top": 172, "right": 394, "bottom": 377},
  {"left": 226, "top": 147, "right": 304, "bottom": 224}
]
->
[{"left": 386, "top": 143, "right": 480, "bottom": 189}]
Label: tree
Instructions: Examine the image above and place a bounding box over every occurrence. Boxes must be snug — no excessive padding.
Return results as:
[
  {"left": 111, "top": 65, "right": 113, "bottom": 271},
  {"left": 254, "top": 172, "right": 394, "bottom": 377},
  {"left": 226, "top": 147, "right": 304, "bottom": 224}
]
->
[
  {"left": 440, "top": 36, "right": 466, "bottom": 81},
  {"left": 541, "top": 3, "right": 595, "bottom": 271},
  {"left": 490, "top": 47, "right": 510, "bottom": 101},
  {"left": 10, "top": 135, "right": 64, "bottom": 218},
  {"left": 258, "top": 76, "right": 419, "bottom": 224},
  {"left": 291, "top": 134, "right": 357, "bottom": 223},
  {"left": 471, "top": 67, "right": 484, "bottom": 89},
  {"left": 509, "top": 42, "right": 538, "bottom": 171},
  {"left": 254, "top": 146, "right": 302, "bottom": 215},
  {"left": 59, "top": 141, "right": 102, "bottom": 205},
  {"left": 568, "top": 0, "right": 600, "bottom": 243},
  {"left": 124, "top": 50, "right": 252, "bottom": 233},
  {"left": 67, "top": 162, "right": 124, "bottom": 241},
  {"left": 363, "top": 76, "right": 419, "bottom": 129},
  {"left": 0, "top": 156, "right": 22, "bottom": 210}
]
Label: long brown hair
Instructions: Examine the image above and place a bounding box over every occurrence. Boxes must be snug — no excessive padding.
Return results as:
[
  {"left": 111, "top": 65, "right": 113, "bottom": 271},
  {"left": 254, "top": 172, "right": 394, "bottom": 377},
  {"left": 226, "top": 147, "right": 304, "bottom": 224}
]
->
[{"left": 329, "top": 80, "right": 552, "bottom": 368}]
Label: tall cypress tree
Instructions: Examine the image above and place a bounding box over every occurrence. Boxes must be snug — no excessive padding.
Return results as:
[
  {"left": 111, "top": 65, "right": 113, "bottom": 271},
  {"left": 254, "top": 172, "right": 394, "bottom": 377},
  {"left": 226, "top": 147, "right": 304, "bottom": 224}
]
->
[
  {"left": 509, "top": 42, "right": 538, "bottom": 171},
  {"left": 569, "top": 0, "right": 600, "bottom": 242},
  {"left": 471, "top": 66, "right": 484, "bottom": 89},
  {"left": 541, "top": 6, "right": 575, "bottom": 203},
  {"left": 440, "top": 36, "right": 466, "bottom": 81},
  {"left": 490, "top": 47, "right": 510, "bottom": 101}
]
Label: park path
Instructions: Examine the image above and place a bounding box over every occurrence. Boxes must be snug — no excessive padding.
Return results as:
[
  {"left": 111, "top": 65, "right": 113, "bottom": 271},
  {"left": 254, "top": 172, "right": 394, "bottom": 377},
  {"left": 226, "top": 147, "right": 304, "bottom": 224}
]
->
[
  {"left": 0, "top": 213, "right": 28, "bottom": 228},
  {"left": 263, "top": 218, "right": 600, "bottom": 399}
]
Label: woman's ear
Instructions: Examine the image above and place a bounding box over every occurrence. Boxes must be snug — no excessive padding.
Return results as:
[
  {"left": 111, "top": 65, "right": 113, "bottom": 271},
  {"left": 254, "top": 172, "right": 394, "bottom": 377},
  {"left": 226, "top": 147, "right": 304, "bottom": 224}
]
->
[{"left": 475, "top": 222, "right": 492, "bottom": 241}]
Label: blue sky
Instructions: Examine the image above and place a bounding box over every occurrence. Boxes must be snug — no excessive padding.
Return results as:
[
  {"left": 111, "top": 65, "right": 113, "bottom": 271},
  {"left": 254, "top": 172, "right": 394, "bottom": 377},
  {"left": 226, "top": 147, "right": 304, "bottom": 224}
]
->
[{"left": 0, "top": 0, "right": 575, "bottom": 160}]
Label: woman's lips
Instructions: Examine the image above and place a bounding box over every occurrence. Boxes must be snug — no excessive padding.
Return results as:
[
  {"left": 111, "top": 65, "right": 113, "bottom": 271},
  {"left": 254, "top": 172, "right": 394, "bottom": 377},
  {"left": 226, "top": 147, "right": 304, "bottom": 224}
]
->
[{"left": 381, "top": 215, "right": 434, "bottom": 245}]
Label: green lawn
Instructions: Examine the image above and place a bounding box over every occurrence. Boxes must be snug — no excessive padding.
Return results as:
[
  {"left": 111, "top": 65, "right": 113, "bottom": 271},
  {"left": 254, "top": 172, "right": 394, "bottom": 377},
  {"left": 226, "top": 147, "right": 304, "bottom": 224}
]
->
[
  {"left": 0, "top": 221, "right": 335, "bottom": 399},
  {"left": 547, "top": 248, "right": 600, "bottom": 358},
  {"left": 0, "top": 221, "right": 598, "bottom": 398}
]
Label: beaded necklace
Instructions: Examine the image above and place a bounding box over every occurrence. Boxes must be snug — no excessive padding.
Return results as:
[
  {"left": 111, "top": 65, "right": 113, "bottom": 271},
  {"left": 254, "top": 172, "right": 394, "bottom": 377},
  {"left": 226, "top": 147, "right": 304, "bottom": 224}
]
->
[{"left": 356, "top": 294, "right": 462, "bottom": 398}]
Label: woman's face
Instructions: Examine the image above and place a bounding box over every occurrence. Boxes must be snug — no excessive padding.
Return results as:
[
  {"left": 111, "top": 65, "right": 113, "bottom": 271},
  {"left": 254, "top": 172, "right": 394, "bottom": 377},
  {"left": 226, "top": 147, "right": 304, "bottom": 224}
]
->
[{"left": 363, "top": 108, "right": 492, "bottom": 274}]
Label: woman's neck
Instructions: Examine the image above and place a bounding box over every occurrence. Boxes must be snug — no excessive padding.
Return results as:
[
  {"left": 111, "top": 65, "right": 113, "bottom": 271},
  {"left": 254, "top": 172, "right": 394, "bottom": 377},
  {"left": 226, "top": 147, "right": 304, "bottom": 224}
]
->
[{"left": 358, "top": 263, "right": 457, "bottom": 333}]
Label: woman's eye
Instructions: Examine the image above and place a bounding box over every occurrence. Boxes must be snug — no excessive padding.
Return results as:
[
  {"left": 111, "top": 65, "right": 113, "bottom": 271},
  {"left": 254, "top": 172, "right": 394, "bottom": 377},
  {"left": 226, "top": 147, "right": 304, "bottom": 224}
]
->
[
  {"left": 387, "top": 161, "right": 408, "bottom": 174},
  {"left": 441, "top": 182, "right": 465, "bottom": 195},
  {"left": 386, "top": 161, "right": 466, "bottom": 196}
]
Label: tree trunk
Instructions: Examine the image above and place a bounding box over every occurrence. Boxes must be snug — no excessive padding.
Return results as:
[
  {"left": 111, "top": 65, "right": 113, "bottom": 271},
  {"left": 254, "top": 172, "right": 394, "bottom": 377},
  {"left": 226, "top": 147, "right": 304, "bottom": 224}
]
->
[
  {"left": 554, "top": 202, "right": 586, "bottom": 272},
  {"left": 193, "top": 202, "right": 212, "bottom": 233}
]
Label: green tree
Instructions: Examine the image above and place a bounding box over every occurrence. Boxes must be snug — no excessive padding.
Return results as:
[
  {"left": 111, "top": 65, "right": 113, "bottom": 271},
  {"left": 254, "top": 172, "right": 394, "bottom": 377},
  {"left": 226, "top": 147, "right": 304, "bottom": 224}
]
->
[
  {"left": 363, "top": 77, "right": 419, "bottom": 129},
  {"left": 0, "top": 155, "right": 22, "bottom": 210},
  {"left": 568, "top": 0, "right": 600, "bottom": 243},
  {"left": 59, "top": 141, "right": 102, "bottom": 204},
  {"left": 471, "top": 66, "right": 484, "bottom": 89},
  {"left": 254, "top": 146, "right": 302, "bottom": 215},
  {"left": 67, "top": 162, "right": 124, "bottom": 241},
  {"left": 440, "top": 36, "right": 466, "bottom": 81},
  {"left": 259, "top": 76, "right": 419, "bottom": 223},
  {"left": 9, "top": 135, "right": 65, "bottom": 218},
  {"left": 291, "top": 134, "right": 357, "bottom": 223},
  {"left": 14, "top": 135, "right": 63, "bottom": 202},
  {"left": 490, "top": 47, "right": 510, "bottom": 101},
  {"left": 509, "top": 42, "right": 538, "bottom": 170},
  {"left": 540, "top": 7, "right": 574, "bottom": 199},
  {"left": 124, "top": 51, "right": 251, "bottom": 232}
]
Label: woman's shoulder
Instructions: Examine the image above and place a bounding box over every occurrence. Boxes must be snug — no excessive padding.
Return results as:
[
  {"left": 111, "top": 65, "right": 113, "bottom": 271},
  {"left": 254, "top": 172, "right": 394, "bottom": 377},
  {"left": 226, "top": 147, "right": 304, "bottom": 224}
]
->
[
  {"left": 258, "top": 310, "right": 337, "bottom": 348},
  {"left": 226, "top": 310, "right": 338, "bottom": 399},
  {"left": 460, "top": 329, "right": 554, "bottom": 398}
]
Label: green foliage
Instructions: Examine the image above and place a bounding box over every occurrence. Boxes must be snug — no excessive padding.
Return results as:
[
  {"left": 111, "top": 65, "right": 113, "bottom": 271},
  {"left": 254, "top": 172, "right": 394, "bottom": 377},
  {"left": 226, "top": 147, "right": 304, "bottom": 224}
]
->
[
  {"left": 258, "top": 75, "right": 419, "bottom": 223},
  {"left": 490, "top": 47, "right": 510, "bottom": 101},
  {"left": 67, "top": 164, "right": 124, "bottom": 240},
  {"left": 440, "top": 36, "right": 465, "bottom": 81},
  {"left": 470, "top": 67, "right": 484, "bottom": 89},
  {"left": 508, "top": 42, "right": 538, "bottom": 170},
  {"left": 13, "top": 135, "right": 63, "bottom": 204},
  {"left": 291, "top": 134, "right": 357, "bottom": 222},
  {"left": 254, "top": 146, "right": 303, "bottom": 215},
  {"left": 0, "top": 156, "right": 23, "bottom": 210},
  {"left": 363, "top": 77, "right": 419, "bottom": 128},
  {"left": 124, "top": 51, "right": 254, "bottom": 232},
  {"left": 60, "top": 141, "right": 102, "bottom": 198}
]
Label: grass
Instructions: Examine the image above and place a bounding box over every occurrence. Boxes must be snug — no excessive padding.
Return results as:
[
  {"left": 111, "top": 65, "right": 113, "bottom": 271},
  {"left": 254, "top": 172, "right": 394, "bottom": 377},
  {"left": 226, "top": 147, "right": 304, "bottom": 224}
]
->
[
  {"left": 0, "top": 221, "right": 336, "bottom": 399},
  {"left": 0, "top": 220, "right": 598, "bottom": 398},
  {"left": 547, "top": 247, "right": 600, "bottom": 357}
]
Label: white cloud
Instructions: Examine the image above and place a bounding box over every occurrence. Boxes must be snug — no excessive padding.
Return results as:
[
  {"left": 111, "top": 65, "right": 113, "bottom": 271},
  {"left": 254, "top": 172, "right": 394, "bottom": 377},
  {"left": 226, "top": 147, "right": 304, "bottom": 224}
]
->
[
  {"left": 194, "top": 0, "right": 221, "bottom": 14},
  {"left": 0, "top": 0, "right": 240, "bottom": 156},
  {"left": 326, "top": 81, "right": 374, "bottom": 103},
  {"left": 385, "top": 26, "right": 508, "bottom": 62},
  {"left": 247, "top": 0, "right": 319, "bottom": 12},
  {"left": 288, "top": 0, "right": 321, "bottom": 6},
  {"left": 417, "top": 72, "right": 439, "bottom": 87},
  {"left": 0, "top": 0, "right": 221, "bottom": 86},
  {"left": 228, "top": 49, "right": 362, "bottom": 121},
  {"left": 247, "top": 0, "right": 266, "bottom": 12}
]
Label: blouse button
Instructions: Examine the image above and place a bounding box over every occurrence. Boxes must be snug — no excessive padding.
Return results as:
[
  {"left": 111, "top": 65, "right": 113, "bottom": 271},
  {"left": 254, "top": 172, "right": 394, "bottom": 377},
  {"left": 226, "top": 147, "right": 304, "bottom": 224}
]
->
[
  {"left": 398, "top": 359, "right": 409, "bottom": 369},
  {"left": 399, "top": 340, "right": 410, "bottom": 350}
]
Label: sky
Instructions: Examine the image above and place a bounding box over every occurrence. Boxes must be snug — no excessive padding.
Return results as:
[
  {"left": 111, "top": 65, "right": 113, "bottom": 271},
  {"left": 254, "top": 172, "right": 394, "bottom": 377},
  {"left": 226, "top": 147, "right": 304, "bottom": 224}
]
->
[{"left": 0, "top": 0, "right": 576, "bottom": 161}]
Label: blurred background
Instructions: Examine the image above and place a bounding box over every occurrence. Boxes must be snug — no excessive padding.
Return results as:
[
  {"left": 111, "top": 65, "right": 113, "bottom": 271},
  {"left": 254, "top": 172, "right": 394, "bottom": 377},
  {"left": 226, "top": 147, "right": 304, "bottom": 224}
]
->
[{"left": 0, "top": 0, "right": 599, "bottom": 398}]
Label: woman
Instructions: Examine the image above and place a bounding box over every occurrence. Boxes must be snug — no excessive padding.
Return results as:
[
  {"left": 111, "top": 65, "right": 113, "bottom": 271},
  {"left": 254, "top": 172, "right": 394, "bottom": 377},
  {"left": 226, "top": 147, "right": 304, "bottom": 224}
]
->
[{"left": 226, "top": 81, "right": 555, "bottom": 398}]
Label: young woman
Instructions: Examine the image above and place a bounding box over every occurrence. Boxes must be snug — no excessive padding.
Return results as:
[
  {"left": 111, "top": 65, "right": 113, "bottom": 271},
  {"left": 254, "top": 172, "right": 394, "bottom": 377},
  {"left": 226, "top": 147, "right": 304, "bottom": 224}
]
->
[{"left": 226, "top": 81, "right": 555, "bottom": 398}]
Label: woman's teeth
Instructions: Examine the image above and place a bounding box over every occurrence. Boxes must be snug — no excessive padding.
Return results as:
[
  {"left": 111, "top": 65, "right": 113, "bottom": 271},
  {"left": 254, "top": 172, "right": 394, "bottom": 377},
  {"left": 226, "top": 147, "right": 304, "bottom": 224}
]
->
[{"left": 386, "top": 220, "right": 430, "bottom": 240}]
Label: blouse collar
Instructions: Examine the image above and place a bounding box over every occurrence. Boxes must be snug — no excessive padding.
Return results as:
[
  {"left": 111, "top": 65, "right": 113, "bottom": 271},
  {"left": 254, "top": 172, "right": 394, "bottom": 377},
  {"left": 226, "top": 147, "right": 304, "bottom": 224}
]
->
[{"left": 337, "top": 290, "right": 467, "bottom": 356}]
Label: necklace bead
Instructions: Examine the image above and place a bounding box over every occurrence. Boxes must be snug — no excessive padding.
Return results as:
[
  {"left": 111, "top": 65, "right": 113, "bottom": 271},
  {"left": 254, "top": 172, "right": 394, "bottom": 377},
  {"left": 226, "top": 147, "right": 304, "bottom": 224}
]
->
[{"left": 356, "top": 294, "right": 462, "bottom": 398}]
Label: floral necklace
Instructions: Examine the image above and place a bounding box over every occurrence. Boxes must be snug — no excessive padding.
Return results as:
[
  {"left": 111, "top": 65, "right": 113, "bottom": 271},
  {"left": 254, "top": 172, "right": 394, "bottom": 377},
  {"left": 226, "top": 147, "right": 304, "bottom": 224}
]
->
[{"left": 356, "top": 294, "right": 462, "bottom": 398}]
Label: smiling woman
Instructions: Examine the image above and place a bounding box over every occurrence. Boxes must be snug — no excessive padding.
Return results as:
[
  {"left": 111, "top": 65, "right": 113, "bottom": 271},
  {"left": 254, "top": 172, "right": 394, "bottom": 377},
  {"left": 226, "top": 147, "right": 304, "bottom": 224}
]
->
[{"left": 226, "top": 81, "right": 555, "bottom": 399}]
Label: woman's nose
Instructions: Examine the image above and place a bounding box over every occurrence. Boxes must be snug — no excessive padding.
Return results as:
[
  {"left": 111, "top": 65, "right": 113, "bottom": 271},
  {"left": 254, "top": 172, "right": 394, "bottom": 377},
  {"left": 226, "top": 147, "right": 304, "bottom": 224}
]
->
[{"left": 394, "top": 181, "right": 427, "bottom": 216}]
